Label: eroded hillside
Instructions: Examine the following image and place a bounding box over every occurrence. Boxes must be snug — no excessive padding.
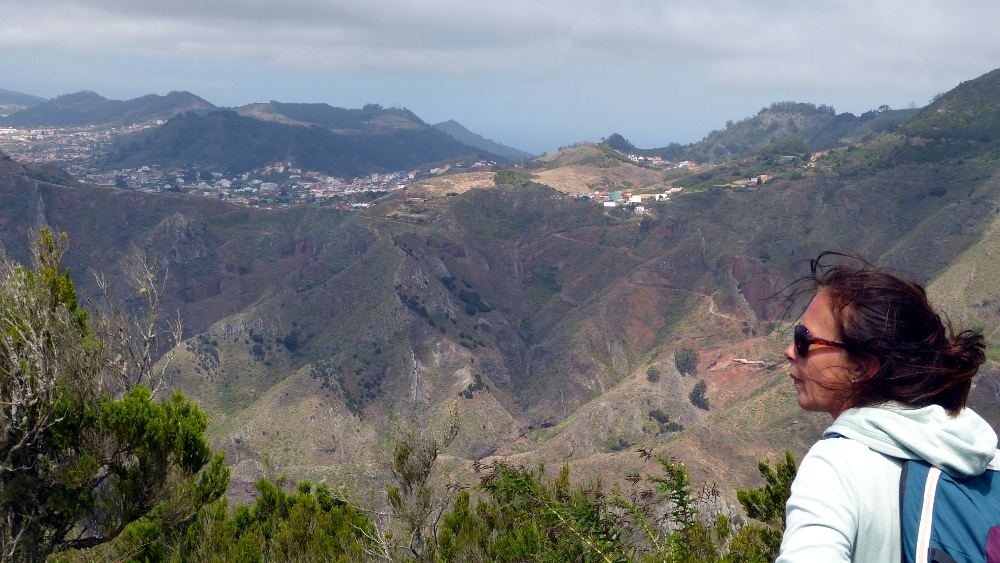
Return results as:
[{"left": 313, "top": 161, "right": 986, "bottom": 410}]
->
[{"left": 3, "top": 69, "right": 1000, "bottom": 506}]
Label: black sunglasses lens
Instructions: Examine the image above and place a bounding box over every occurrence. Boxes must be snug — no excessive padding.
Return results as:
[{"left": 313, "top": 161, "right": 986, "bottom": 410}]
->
[{"left": 794, "top": 325, "right": 809, "bottom": 357}]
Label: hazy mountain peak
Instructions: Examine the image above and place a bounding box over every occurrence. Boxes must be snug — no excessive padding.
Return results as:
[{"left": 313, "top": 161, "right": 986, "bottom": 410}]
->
[
  {"left": 0, "top": 91, "right": 217, "bottom": 127},
  {"left": 0, "top": 89, "right": 46, "bottom": 107},
  {"left": 433, "top": 119, "right": 535, "bottom": 162}
]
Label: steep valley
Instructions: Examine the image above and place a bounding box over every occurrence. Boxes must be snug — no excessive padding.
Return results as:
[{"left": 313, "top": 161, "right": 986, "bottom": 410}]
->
[{"left": 2, "top": 69, "right": 1000, "bottom": 512}]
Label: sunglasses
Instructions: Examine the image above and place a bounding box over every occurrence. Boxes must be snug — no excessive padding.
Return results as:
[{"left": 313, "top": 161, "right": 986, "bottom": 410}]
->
[{"left": 793, "top": 324, "right": 845, "bottom": 357}]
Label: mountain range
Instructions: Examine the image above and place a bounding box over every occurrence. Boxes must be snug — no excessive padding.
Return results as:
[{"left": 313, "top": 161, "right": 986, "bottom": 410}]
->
[
  {"left": 605, "top": 102, "right": 921, "bottom": 165},
  {"left": 0, "top": 90, "right": 215, "bottom": 127},
  {"left": 1, "top": 68, "right": 1000, "bottom": 506},
  {"left": 0, "top": 90, "right": 529, "bottom": 174}
]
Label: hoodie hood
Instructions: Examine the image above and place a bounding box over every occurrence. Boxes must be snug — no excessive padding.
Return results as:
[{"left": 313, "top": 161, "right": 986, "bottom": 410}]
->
[{"left": 826, "top": 404, "right": 998, "bottom": 478}]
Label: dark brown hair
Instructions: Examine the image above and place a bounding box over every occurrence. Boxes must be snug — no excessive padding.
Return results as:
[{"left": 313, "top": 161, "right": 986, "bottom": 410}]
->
[{"left": 801, "top": 252, "right": 985, "bottom": 413}]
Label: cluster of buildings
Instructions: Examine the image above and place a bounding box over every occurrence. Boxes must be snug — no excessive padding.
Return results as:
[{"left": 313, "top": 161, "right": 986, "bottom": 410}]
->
[
  {"left": 576, "top": 187, "right": 685, "bottom": 213},
  {"left": 625, "top": 154, "right": 701, "bottom": 171},
  {"left": 108, "top": 160, "right": 498, "bottom": 208},
  {"left": 0, "top": 120, "right": 500, "bottom": 209},
  {"left": 606, "top": 147, "right": 701, "bottom": 172},
  {"left": 0, "top": 122, "right": 164, "bottom": 173},
  {"left": 101, "top": 162, "right": 425, "bottom": 208}
]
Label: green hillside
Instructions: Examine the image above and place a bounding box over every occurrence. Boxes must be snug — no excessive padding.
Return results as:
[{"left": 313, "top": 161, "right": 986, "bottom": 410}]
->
[
  {"left": 237, "top": 101, "right": 426, "bottom": 131},
  {"left": 0, "top": 88, "right": 46, "bottom": 107},
  {"left": 616, "top": 101, "right": 919, "bottom": 164},
  {"left": 103, "top": 109, "right": 503, "bottom": 177},
  {"left": 0, "top": 90, "right": 216, "bottom": 127}
]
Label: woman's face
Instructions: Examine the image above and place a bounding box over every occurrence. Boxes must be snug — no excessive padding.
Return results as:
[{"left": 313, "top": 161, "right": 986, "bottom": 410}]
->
[{"left": 783, "top": 290, "right": 859, "bottom": 419}]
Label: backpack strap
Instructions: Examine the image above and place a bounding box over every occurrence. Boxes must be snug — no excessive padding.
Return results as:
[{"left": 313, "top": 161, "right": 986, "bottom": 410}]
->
[{"left": 913, "top": 462, "right": 942, "bottom": 563}]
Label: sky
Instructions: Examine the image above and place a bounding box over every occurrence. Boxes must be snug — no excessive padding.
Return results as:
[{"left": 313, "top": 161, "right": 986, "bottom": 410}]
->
[{"left": 2, "top": 0, "right": 999, "bottom": 155}]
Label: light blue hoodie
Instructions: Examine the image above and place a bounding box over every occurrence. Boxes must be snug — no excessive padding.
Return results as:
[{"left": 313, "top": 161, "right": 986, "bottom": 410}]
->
[{"left": 777, "top": 404, "right": 999, "bottom": 563}]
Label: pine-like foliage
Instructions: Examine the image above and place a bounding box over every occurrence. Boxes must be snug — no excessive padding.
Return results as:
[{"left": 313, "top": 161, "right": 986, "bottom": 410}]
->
[{"left": 0, "top": 229, "right": 228, "bottom": 562}]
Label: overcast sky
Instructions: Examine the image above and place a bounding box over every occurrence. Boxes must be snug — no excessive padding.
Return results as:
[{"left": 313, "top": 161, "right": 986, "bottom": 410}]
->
[{"left": 2, "top": 0, "right": 999, "bottom": 154}]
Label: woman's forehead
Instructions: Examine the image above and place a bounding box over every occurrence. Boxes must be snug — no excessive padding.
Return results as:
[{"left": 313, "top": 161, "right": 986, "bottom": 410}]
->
[{"left": 802, "top": 291, "right": 839, "bottom": 331}]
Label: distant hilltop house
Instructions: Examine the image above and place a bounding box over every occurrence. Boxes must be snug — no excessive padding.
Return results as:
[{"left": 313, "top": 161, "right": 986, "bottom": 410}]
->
[
  {"left": 808, "top": 151, "right": 829, "bottom": 168},
  {"left": 614, "top": 150, "right": 668, "bottom": 168},
  {"left": 727, "top": 175, "right": 771, "bottom": 189},
  {"left": 654, "top": 187, "right": 684, "bottom": 200}
]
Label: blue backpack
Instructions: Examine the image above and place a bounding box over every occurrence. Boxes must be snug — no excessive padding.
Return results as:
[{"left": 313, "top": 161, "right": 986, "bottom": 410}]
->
[{"left": 899, "top": 455, "right": 1000, "bottom": 563}]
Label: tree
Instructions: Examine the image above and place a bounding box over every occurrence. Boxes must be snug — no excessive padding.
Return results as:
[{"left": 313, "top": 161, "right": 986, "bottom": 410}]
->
[
  {"left": 690, "top": 379, "right": 710, "bottom": 410},
  {"left": 726, "top": 450, "right": 798, "bottom": 562},
  {"left": 444, "top": 461, "right": 627, "bottom": 563},
  {"left": 0, "top": 229, "right": 228, "bottom": 562},
  {"left": 646, "top": 366, "right": 661, "bottom": 383},
  {"left": 674, "top": 346, "right": 699, "bottom": 376},
  {"left": 384, "top": 405, "right": 461, "bottom": 560},
  {"left": 173, "top": 478, "right": 372, "bottom": 562}
]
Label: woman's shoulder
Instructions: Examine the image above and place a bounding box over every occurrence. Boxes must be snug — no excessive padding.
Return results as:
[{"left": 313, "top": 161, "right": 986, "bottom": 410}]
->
[{"left": 803, "top": 434, "right": 902, "bottom": 473}]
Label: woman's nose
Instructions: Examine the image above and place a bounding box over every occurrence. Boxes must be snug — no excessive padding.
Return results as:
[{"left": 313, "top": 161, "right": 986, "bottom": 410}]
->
[{"left": 783, "top": 340, "right": 796, "bottom": 362}]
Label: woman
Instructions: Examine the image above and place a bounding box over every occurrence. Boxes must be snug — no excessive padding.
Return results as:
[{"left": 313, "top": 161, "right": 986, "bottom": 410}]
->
[{"left": 777, "top": 253, "right": 1000, "bottom": 563}]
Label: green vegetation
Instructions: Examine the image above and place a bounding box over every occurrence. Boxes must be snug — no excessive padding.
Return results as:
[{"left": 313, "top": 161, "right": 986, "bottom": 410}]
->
[
  {"left": 637, "top": 101, "right": 918, "bottom": 165},
  {"left": 646, "top": 366, "right": 661, "bottom": 383},
  {"left": 527, "top": 262, "right": 562, "bottom": 303},
  {"left": 690, "top": 379, "right": 710, "bottom": 410},
  {"left": 108, "top": 109, "right": 490, "bottom": 178},
  {"left": 675, "top": 346, "right": 699, "bottom": 376},
  {"left": 730, "top": 451, "right": 799, "bottom": 561},
  {"left": 494, "top": 168, "right": 535, "bottom": 186},
  {"left": 172, "top": 479, "right": 371, "bottom": 562},
  {"left": 649, "top": 409, "right": 684, "bottom": 433},
  {"left": 0, "top": 229, "right": 227, "bottom": 562},
  {"left": 50, "top": 424, "right": 799, "bottom": 562},
  {"left": 902, "top": 68, "right": 1000, "bottom": 145},
  {"left": 428, "top": 450, "right": 797, "bottom": 563}
]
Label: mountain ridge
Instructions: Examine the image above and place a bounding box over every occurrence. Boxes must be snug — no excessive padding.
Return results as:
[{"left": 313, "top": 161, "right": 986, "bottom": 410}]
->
[
  {"left": 609, "top": 101, "right": 921, "bottom": 165},
  {"left": 433, "top": 119, "right": 535, "bottom": 162},
  {"left": 0, "top": 90, "right": 216, "bottom": 127},
  {"left": 102, "top": 108, "right": 505, "bottom": 178},
  {"left": 0, "top": 88, "right": 46, "bottom": 109}
]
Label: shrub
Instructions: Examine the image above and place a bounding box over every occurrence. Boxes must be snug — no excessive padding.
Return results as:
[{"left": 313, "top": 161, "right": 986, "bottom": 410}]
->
[
  {"left": 675, "top": 346, "right": 699, "bottom": 376},
  {"left": 646, "top": 366, "right": 661, "bottom": 382},
  {"left": 690, "top": 379, "right": 710, "bottom": 410}
]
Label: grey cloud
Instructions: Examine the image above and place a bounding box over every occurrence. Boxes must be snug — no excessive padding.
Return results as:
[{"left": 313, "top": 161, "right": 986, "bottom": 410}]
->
[{"left": 2, "top": 0, "right": 999, "bottom": 95}]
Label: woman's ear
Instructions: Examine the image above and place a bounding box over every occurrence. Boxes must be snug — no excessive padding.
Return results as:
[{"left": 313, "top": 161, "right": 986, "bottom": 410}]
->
[{"left": 851, "top": 355, "right": 880, "bottom": 384}]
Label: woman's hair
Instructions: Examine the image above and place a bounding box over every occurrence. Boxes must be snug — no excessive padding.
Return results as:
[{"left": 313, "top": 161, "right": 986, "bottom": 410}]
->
[{"left": 802, "top": 252, "right": 985, "bottom": 413}]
